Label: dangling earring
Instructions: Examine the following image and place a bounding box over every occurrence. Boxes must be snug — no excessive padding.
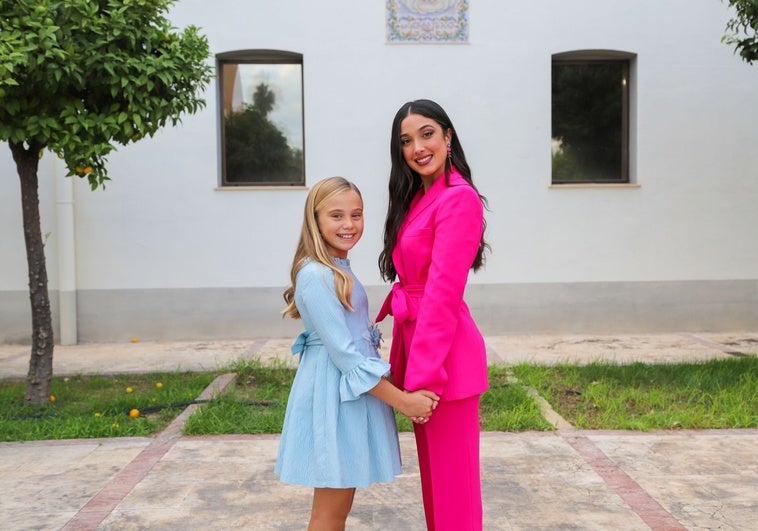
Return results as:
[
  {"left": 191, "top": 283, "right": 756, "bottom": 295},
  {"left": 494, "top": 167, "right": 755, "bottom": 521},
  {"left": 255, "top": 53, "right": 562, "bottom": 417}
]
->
[{"left": 446, "top": 143, "right": 452, "bottom": 165}]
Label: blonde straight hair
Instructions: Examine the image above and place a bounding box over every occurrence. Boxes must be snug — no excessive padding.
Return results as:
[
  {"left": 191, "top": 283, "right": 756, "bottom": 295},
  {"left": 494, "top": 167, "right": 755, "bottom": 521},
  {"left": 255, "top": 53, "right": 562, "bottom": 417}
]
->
[{"left": 282, "top": 177, "right": 362, "bottom": 319}]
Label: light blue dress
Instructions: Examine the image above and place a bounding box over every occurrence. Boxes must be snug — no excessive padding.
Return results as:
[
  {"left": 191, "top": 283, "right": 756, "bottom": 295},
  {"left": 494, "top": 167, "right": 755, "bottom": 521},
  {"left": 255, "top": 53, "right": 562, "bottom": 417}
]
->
[{"left": 274, "top": 257, "right": 402, "bottom": 488}]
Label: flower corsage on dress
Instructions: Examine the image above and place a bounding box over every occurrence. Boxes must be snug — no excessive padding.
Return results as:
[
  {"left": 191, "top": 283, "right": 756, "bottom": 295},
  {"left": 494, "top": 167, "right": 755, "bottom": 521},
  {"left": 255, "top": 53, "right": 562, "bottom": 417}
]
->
[{"left": 364, "top": 321, "right": 384, "bottom": 354}]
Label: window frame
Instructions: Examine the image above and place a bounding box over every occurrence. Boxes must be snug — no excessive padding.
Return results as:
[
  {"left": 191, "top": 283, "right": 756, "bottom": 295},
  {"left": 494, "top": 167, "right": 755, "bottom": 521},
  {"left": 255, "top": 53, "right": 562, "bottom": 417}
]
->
[
  {"left": 551, "top": 50, "right": 634, "bottom": 185},
  {"left": 216, "top": 50, "right": 305, "bottom": 187}
]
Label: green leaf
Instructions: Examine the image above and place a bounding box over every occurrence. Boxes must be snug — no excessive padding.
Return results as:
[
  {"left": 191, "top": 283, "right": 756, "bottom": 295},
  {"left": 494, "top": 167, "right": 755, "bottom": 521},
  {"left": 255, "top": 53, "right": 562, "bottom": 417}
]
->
[{"left": 0, "top": 0, "right": 212, "bottom": 188}]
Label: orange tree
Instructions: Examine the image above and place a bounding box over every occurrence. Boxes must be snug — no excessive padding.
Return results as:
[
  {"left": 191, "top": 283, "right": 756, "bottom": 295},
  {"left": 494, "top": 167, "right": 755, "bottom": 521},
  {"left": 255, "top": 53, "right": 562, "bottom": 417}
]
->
[
  {"left": 0, "top": 0, "right": 213, "bottom": 405},
  {"left": 723, "top": 0, "right": 758, "bottom": 63}
]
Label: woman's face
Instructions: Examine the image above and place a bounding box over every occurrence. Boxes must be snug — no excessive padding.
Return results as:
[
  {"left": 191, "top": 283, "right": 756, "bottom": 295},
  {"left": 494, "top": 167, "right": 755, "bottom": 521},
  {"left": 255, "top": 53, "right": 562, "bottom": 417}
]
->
[
  {"left": 317, "top": 190, "right": 364, "bottom": 259},
  {"left": 399, "top": 112, "right": 452, "bottom": 186}
]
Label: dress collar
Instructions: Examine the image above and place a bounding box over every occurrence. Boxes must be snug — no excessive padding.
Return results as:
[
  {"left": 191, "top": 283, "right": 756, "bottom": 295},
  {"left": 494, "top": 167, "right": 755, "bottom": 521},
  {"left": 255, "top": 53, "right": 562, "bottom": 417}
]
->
[{"left": 332, "top": 256, "right": 350, "bottom": 267}]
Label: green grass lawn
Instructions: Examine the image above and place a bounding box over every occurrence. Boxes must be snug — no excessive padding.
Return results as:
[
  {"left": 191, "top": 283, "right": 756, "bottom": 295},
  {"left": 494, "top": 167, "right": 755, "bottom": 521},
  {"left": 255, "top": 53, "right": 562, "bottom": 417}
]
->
[
  {"left": 182, "top": 359, "right": 552, "bottom": 435},
  {"left": 1, "top": 356, "right": 755, "bottom": 442},
  {"left": 0, "top": 371, "right": 218, "bottom": 441},
  {"left": 513, "top": 356, "right": 757, "bottom": 430},
  {"left": 183, "top": 359, "right": 293, "bottom": 436}
]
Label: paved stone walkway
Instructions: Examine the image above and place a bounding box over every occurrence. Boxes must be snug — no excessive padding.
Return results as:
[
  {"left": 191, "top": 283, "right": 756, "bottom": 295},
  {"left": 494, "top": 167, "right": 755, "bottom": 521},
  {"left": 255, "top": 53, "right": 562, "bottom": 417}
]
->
[{"left": 0, "top": 332, "right": 756, "bottom": 530}]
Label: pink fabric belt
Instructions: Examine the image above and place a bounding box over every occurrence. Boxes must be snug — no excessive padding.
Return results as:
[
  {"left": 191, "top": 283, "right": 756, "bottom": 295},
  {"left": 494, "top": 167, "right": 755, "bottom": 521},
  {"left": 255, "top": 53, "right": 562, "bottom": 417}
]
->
[{"left": 376, "top": 283, "right": 425, "bottom": 324}]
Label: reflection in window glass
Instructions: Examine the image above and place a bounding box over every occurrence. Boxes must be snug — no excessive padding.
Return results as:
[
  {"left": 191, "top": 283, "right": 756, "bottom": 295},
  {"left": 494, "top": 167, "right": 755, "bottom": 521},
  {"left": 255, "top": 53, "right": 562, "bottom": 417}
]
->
[
  {"left": 552, "top": 60, "right": 628, "bottom": 183},
  {"left": 219, "top": 52, "right": 304, "bottom": 185}
]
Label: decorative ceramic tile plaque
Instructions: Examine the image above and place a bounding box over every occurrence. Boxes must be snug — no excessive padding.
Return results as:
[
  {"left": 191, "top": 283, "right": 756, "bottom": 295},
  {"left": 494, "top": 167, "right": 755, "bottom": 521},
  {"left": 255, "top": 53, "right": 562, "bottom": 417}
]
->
[{"left": 386, "top": 0, "right": 469, "bottom": 43}]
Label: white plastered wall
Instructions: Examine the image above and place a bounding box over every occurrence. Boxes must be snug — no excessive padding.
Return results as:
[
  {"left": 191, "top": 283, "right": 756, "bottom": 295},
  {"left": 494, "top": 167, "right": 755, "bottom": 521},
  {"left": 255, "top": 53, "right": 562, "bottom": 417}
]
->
[{"left": 1, "top": 0, "right": 757, "bottom": 342}]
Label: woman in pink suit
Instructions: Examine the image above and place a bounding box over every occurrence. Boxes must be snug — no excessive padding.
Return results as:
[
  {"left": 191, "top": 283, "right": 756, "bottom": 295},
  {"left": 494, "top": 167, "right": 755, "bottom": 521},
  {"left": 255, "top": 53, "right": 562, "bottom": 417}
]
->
[{"left": 377, "top": 99, "right": 490, "bottom": 531}]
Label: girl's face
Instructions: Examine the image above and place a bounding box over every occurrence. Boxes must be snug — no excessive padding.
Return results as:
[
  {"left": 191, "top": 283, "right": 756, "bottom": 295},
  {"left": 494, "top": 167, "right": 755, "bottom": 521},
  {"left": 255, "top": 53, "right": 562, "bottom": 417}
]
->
[
  {"left": 399, "top": 112, "right": 452, "bottom": 187},
  {"left": 317, "top": 190, "right": 364, "bottom": 259}
]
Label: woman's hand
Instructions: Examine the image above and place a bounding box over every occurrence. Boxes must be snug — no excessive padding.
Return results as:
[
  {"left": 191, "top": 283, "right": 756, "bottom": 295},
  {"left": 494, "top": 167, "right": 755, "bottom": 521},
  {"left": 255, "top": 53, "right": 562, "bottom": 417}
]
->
[
  {"left": 368, "top": 378, "right": 438, "bottom": 422},
  {"left": 401, "top": 389, "right": 439, "bottom": 423}
]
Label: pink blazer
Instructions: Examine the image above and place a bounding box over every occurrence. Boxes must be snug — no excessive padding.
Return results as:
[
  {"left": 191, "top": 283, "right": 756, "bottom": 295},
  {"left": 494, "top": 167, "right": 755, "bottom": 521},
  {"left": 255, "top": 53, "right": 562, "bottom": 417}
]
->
[{"left": 377, "top": 169, "right": 489, "bottom": 401}]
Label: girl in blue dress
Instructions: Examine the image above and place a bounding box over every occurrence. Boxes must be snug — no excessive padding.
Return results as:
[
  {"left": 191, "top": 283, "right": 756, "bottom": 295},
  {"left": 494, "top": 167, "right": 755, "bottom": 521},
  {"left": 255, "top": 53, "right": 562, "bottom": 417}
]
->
[{"left": 275, "top": 176, "right": 439, "bottom": 530}]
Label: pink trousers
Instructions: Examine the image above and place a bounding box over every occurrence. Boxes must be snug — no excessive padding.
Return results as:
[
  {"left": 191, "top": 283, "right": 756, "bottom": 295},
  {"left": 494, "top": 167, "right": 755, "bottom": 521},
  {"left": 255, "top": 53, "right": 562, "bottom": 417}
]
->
[{"left": 413, "top": 395, "right": 482, "bottom": 531}]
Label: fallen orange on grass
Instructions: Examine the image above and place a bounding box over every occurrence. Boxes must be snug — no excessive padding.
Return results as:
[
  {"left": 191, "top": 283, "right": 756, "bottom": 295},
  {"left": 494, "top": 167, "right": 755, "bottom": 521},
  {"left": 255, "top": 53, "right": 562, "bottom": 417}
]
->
[{"left": 129, "top": 409, "right": 140, "bottom": 418}]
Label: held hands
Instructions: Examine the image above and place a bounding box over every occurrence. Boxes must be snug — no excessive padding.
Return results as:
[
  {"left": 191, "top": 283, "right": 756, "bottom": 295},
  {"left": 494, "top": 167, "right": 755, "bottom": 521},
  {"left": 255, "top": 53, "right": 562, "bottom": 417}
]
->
[
  {"left": 402, "top": 389, "right": 439, "bottom": 425},
  {"left": 370, "top": 377, "right": 438, "bottom": 423}
]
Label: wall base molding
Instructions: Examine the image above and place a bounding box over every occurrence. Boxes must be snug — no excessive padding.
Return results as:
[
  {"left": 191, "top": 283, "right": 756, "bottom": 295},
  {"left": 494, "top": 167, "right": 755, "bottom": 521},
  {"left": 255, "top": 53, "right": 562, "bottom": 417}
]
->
[{"left": 2, "top": 279, "right": 756, "bottom": 344}]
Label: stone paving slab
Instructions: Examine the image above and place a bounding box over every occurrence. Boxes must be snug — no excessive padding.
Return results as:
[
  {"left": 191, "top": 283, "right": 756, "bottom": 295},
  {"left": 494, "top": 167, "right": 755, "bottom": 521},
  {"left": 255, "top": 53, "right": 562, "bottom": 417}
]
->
[
  {"left": 0, "top": 339, "right": 271, "bottom": 379},
  {"left": 695, "top": 332, "right": 758, "bottom": 354},
  {"left": 587, "top": 430, "right": 758, "bottom": 530},
  {"left": 484, "top": 333, "right": 756, "bottom": 365},
  {"left": 1, "top": 430, "right": 756, "bottom": 530},
  {"left": 0, "top": 438, "right": 151, "bottom": 531}
]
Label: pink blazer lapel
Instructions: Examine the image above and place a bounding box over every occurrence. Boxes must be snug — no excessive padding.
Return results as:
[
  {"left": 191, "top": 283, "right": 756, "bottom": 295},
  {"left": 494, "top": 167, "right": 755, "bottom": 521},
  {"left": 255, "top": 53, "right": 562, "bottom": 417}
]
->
[
  {"left": 393, "top": 170, "right": 469, "bottom": 278},
  {"left": 403, "top": 173, "right": 449, "bottom": 227}
]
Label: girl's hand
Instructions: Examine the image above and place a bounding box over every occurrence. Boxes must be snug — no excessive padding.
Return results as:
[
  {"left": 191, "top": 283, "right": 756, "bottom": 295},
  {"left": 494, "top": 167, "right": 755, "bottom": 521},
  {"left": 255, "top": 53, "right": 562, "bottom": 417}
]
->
[{"left": 401, "top": 389, "right": 439, "bottom": 421}]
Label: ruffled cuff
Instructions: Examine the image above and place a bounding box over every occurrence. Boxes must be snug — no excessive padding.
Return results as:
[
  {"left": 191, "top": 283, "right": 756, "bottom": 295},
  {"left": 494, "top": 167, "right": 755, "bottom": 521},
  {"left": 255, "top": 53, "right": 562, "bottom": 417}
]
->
[{"left": 339, "top": 357, "right": 391, "bottom": 402}]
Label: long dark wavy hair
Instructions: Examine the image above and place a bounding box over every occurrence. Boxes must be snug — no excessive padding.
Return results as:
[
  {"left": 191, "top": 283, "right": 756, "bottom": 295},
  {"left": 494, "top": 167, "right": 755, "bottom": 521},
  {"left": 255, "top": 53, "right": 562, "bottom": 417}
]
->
[{"left": 378, "top": 99, "right": 490, "bottom": 282}]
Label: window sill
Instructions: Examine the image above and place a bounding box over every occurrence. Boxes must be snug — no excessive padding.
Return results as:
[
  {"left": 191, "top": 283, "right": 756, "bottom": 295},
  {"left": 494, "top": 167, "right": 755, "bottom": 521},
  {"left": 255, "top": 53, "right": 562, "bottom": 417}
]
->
[
  {"left": 214, "top": 185, "right": 308, "bottom": 191},
  {"left": 549, "top": 183, "right": 640, "bottom": 189}
]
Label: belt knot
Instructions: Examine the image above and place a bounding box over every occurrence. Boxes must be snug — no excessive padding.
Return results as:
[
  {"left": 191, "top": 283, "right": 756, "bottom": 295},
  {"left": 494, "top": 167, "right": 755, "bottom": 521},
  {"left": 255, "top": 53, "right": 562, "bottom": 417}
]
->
[{"left": 291, "top": 330, "right": 323, "bottom": 355}]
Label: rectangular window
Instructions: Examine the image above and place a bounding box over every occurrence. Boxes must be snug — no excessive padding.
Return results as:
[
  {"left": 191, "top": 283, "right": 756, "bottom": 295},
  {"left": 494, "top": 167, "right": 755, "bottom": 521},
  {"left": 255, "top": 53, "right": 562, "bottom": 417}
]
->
[
  {"left": 552, "top": 53, "right": 630, "bottom": 184},
  {"left": 218, "top": 51, "right": 304, "bottom": 186}
]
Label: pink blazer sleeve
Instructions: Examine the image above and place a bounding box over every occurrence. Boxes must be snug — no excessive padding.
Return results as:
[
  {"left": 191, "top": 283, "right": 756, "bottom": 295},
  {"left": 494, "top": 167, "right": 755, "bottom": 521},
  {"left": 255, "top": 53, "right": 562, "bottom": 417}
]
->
[{"left": 403, "top": 184, "right": 483, "bottom": 394}]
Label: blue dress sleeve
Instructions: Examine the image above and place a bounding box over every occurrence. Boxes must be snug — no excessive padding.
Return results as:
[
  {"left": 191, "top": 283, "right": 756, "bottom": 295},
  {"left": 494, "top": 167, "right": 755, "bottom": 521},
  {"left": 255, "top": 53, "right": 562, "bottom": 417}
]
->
[{"left": 296, "top": 264, "right": 390, "bottom": 401}]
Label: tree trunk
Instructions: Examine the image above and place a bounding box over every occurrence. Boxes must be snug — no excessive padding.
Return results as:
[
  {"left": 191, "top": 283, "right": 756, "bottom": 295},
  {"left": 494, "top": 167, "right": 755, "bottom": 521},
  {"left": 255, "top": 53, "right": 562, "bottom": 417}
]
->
[{"left": 10, "top": 141, "right": 55, "bottom": 406}]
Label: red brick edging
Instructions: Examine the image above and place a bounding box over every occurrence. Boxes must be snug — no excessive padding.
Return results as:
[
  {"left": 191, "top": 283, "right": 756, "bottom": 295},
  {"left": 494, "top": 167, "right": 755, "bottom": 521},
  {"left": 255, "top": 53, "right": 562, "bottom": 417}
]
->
[
  {"left": 561, "top": 432, "right": 687, "bottom": 531},
  {"left": 60, "top": 373, "right": 237, "bottom": 530}
]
